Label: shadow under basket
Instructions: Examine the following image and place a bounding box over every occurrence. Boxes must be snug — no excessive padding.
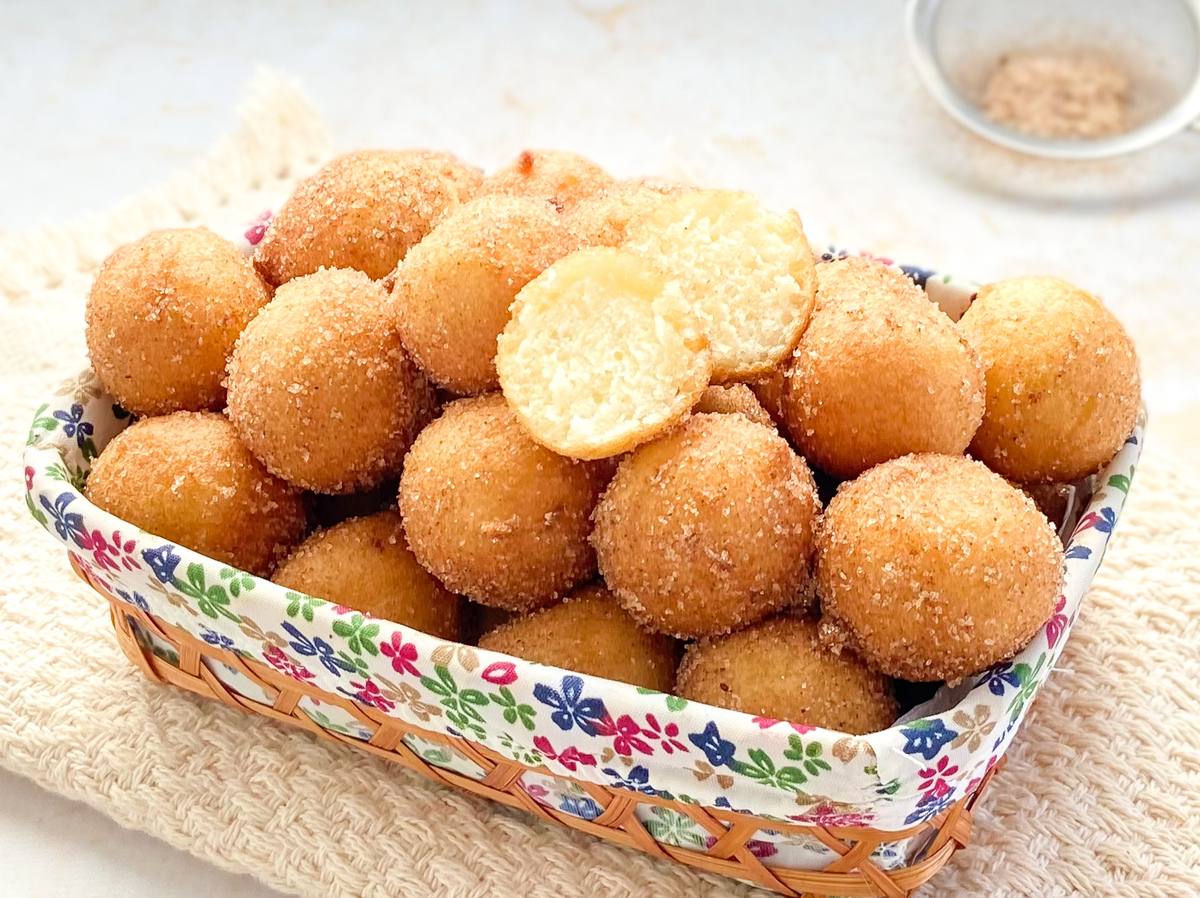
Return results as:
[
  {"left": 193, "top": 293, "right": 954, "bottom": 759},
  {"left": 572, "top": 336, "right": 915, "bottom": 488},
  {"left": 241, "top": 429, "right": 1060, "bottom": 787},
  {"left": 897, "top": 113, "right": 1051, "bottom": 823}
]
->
[{"left": 76, "top": 556, "right": 1001, "bottom": 898}]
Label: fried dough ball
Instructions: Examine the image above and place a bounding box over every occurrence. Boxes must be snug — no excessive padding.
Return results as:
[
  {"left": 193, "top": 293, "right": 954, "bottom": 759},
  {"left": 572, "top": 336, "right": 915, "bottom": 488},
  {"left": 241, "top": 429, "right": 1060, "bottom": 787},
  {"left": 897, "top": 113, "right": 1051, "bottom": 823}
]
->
[
  {"left": 399, "top": 393, "right": 612, "bottom": 612},
  {"left": 226, "top": 268, "right": 426, "bottom": 494},
  {"left": 677, "top": 617, "right": 898, "bottom": 735},
  {"left": 816, "top": 453, "right": 1064, "bottom": 681},
  {"left": 498, "top": 247, "right": 712, "bottom": 459},
  {"left": 814, "top": 255, "right": 919, "bottom": 311},
  {"left": 85, "top": 229, "right": 271, "bottom": 417},
  {"left": 85, "top": 412, "right": 305, "bottom": 577},
  {"left": 567, "top": 179, "right": 687, "bottom": 248},
  {"left": 783, "top": 281, "right": 986, "bottom": 479},
  {"left": 273, "top": 511, "right": 461, "bottom": 640},
  {"left": 592, "top": 413, "right": 820, "bottom": 638},
  {"left": 693, "top": 383, "right": 775, "bottom": 428},
  {"left": 393, "top": 195, "right": 578, "bottom": 394},
  {"left": 478, "top": 584, "right": 678, "bottom": 691},
  {"left": 959, "top": 276, "right": 1140, "bottom": 481},
  {"left": 254, "top": 150, "right": 482, "bottom": 285},
  {"left": 749, "top": 364, "right": 789, "bottom": 430},
  {"left": 480, "top": 149, "right": 612, "bottom": 209},
  {"left": 623, "top": 189, "right": 817, "bottom": 380}
]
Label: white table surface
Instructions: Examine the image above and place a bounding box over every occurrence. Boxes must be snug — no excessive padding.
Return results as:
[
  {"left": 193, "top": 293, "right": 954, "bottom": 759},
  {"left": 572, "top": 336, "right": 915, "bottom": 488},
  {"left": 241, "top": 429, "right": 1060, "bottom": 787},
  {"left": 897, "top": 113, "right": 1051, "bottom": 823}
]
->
[{"left": 3, "top": 2, "right": 1199, "bottom": 896}]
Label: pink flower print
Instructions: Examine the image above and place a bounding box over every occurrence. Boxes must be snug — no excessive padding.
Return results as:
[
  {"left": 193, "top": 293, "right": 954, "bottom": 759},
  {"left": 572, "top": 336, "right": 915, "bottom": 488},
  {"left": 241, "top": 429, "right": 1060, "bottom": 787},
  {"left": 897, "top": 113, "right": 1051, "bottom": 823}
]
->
[
  {"left": 918, "top": 755, "right": 959, "bottom": 799},
  {"left": 263, "top": 645, "right": 316, "bottom": 682},
  {"left": 751, "top": 716, "right": 814, "bottom": 735},
  {"left": 350, "top": 680, "right": 395, "bottom": 713},
  {"left": 642, "top": 713, "right": 688, "bottom": 754},
  {"left": 533, "top": 736, "right": 596, "bottom": 771},
  {"left": 523, "top": 782, "right": 551, "bottom": 805},
  {"left": 481, "top": 661, "right": 518, "bottom": 685},
  {"left": 24, "top": 466, "right": 34, "bottom": 492},
  {"left": 379, "top": 632, "right": 420, "bottom": 677},
  {"left": 244, "top": 210, "right": 272, "bottom": 246},
  {"left": 1046, "top": 594, "right": 1068, "bottom": 649},
  {"left": 89, "top": 529, "right": 141, "bottom": 573}
]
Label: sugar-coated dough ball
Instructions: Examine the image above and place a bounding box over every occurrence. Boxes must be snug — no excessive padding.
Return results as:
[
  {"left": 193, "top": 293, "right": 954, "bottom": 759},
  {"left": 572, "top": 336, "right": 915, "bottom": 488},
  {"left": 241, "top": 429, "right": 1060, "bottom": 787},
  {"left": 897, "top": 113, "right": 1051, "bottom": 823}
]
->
[
  {"left": 623, "top": 189, "right": 817, "bottom": 380},
  {"left": 749, "top": 364, "right": 790, "bottom": 430},
  {"left": 693, "top": 383, "right": 775, "bottom": 429},
  {"left": 813, "top": 255, "right": 919, "bottom": 311},
  {"left": 85, "top": 412, "right": 306, "bottom": 577},
  {"left": 783, "top": 278, "right": 985, "bottom": 479},
  {"left": 592, "top": 413, "right": 820, "bottom": 638},
  {"left": 399, "top": 394, "right": 612, "bottom": 612},
  {"left": 480, "top": 150, "right": 612, "bottom": 209},
  {"left": 85, "top": 229, "right": 271, "bottom": 417},
  {"left": 273, "top": 511, "right": 461, "bottom": 640},
  {"left": 254, "top": 150, "right": 482, "bottom": 285},
  {"left": 477, "top": 584, "right": 678, "bottom": 692},
  {"left": 226, "top": 268, "right": 427, "bottom": 494},
  {"left": 677, "top": 616, "right": 898, "bottom": 735},
  {"left": 498, "top": 247, "right": 712, "bottom": 459},
  {"left": 393, "top": 195, "right": 578, "bottom": 394},
  {"left": 567, "top": 179, "right": 688, "bottom": 248},
  {"left": 959, "top": 276, "right": 1140, "bottom": 481},
  {"left": 816, "top": 453, "right": 1064, "bottom": 681}
]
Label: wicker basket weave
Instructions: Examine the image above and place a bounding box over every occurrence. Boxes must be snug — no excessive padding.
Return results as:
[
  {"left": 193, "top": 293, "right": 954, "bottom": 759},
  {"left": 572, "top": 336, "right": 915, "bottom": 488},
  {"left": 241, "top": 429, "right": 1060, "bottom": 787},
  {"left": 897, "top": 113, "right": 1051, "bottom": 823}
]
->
[{"left": 75, "top": 554, "right": 1000, "bottom": 898}]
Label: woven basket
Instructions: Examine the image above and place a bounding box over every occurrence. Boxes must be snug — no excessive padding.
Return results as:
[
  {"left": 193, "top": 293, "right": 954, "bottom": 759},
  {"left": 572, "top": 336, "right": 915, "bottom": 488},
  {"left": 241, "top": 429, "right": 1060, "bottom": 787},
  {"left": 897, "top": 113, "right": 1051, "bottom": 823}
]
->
[{"left": 24, "top": 259, "right": 1143, "bottom": 895}]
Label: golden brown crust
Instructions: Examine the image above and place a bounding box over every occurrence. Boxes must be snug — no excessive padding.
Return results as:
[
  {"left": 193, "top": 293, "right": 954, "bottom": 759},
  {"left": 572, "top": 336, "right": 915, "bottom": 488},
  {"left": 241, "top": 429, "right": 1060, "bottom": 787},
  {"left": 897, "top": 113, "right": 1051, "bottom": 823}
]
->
[
  {"left": 479, "top": 150, "right": 612, "bottom": 210},
  {"left": 398, "top": 393, "right": 612, "bottom": 612},
  {"left": 393, "top": 195, "right": 578, "bottom": 394},
  {"left": 677, "top": 616, "right": 898, "bottom": 735},
  {"left": 273, "top": 511, "right": 461, "bottom": 641},
  {"left": 693, "top": 384, "right": 776, "bottom": 429},
  {"left": 85, "top": 228, "right": 271, "bottom": 417},
  {"left": 959, "top": 276, "right": 1141, "bottom": 482},
  {"left": 815, "top": 453, "right": 1064, "bottom": 681},
  {"left": 254, "top": 150, "right": 482, "bottom": 285},
  {"left": 226, "top": 268, "right": 425, "bottom": 494},
  {"left": 813, "top": 255, "right": 920, "bottom": 311},
  {"left": 782, "top": 280, "right": 986, "bottom": 479},
  {"left": 477, "top": 584, "right": 678, "bottom": 692},
  {"left": 566, "top": 179, "right": 687, "bottom": 248},
  {"left": 85, "top": 412, "right": 306, "bottom": 577},
  {"left": 591, "top": 413, "right": 820, "bottom": 638}
]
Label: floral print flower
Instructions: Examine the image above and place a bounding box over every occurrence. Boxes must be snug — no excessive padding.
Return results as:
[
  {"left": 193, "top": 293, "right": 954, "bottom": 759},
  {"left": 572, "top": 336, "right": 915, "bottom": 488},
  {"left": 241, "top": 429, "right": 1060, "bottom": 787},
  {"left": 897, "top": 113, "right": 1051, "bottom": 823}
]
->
[
  {"left": 142, "top": 544, "right": 182, "bottom": 585},
  {"left": 481, "top": 661, "right": 517, "bottom": 685},
  {"left": 533, "top": 676, "right": 607, "bottom": 736},
  {"left": 53, "top": 404, "right": 93, "bottom": 448},
  {"left": 347, "top": 679, "right": 395, "bottom": 713},
  {"left": 559, "top": 795, "right": 603, "bottom": 820},
  {"left": 263, "top": 645, "right": 315, "bottom": 682},
  {"left": 379, "top": 632, "right": 421, "bottom": 677},
  {"left": 41, "top": 492, "right": 91, "bottom": 548},
  {"left": 88, "top": 529, "right": 140, "bottom": 573},
  {"left": 689, "top": 722, "right": 736, "bottom": 768},
  {"left": 1045, "top": 594, "right": 1069, "bottom": 649},
  {"left": 899, "top": 719, "right": 958, "bottom": 760},
  {"left": 950, "top": 705, "right": 995, "bottom": 753},
  {"left": 200, "top": 628, "right": 236, "bottom": 652},
  {"left": 980, "top": 661, "right": 1021, "bottom": 697}
]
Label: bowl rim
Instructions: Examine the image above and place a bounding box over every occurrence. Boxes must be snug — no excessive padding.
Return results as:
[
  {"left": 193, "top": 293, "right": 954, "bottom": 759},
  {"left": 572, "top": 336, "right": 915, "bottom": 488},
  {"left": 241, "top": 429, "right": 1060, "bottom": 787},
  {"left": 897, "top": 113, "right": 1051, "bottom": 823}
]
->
[{"left": 905, "top": 0, "right": 1200, "bottom": 159}]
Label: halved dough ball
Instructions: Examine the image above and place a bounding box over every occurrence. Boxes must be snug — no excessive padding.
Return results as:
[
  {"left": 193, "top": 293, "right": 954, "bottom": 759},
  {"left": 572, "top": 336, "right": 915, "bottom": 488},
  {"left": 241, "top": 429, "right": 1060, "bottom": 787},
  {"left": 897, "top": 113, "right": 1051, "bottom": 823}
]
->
[
  {"left": 623, "top": 189, "right": 817, "bottom": 380},
  {"left": 567, "top": 179, "right": 687, "bottom": 248},
  {"left": 226, "top": 268, "right": 426, "bottom": 494},
  {"left": 273, "top": 511, "right": 461, "bottom": 640},
  {"left": 480, "top": 149, "right": 612, "bottom": 209},
  {"left": 817, "top": 453, "right": 1064, "bottom": 681},
  {"left": 399, "top": 394, "right": 612, "bottom": 612},
  {"left": 592, "top": 413, "right": 820, "bottom": 638},
  {"left": 85, "top": 229, "right": 271, "bottom": 417},
  {"left": 393, "top": 195, "right": 578, "bottom": 394},
  {"left": 478, "top": 584, "right": 677, "bottom": 691},
  {"left": 693, "top": 383, "right": 775, "bottom": 428},
  {"left": 783, "top": 281, "right": 986, "bottom": 479},
  {"left": 498, "top": 247, "right": 711, "bottom": 459},
  {"left": 85, "top": 412, "right": 305, "bottom": 577},
  {"left": 254, "top": 150, "right": 481, "bottom": 285},
  {"left": 959, "top": 276, "right": 1140, "bottom": 482},
  {"left": 677, "top": 617, "right": 898, "bottom": 735}
]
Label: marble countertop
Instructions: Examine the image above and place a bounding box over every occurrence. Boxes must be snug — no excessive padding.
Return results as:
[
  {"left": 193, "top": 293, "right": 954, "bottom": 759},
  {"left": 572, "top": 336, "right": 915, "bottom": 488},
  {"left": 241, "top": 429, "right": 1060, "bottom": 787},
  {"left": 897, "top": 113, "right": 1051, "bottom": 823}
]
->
[{"left": 3, "top": 1, "right": 1198, "bottom": 896}]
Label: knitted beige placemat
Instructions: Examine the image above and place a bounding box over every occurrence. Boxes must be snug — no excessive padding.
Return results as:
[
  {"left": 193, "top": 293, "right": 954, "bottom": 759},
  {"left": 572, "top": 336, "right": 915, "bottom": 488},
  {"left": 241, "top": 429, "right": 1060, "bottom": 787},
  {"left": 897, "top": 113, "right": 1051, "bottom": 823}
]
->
[{"left": 1, "top": 72, "right": 1197, "bottom": 898}]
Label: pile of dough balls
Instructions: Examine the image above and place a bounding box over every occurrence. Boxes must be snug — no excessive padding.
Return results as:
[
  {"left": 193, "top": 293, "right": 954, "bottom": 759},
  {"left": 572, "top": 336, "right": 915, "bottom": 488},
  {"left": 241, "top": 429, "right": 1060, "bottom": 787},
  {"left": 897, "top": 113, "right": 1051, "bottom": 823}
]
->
[{"left": 81, "top": 147, "right": 1140, "bottom": 738}]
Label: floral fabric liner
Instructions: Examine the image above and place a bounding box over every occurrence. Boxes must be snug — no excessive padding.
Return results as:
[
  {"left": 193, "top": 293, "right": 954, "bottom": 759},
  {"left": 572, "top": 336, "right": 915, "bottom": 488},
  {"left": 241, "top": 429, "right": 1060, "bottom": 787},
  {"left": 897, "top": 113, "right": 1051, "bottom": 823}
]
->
[{"left": 23, "top": 257, "right": 1142, "bottom": 833}]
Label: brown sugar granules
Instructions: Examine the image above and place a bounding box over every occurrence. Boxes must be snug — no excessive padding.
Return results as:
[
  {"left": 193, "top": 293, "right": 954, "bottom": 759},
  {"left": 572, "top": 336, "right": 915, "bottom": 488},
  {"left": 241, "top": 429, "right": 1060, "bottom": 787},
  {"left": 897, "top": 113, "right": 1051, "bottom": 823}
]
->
[{"left": 983, "top": 53, "right": 1131, "bottom": 139}]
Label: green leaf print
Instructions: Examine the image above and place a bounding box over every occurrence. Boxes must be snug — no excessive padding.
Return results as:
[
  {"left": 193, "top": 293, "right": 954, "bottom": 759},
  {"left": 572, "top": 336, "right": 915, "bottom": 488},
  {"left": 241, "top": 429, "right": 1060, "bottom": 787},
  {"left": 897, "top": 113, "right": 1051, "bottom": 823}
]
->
[
  {"left": 783, "top": 735, "right": 832, "bottom": 777},
  {"left": 1008, "top": 654, "right": 1048, "bottom": 725},
  {"left": 644, "top": 808, "right": 707, "bottom": 849},
  {"left": 489, "top": 686, "right": 536, "bottom": 731},
  {"left": 173, "top": 563, "right": 239, "bottom": 622},
  {"left": 285, "top": 591, "right": 327, "bottom": 623},
  {"left": 734, "top": 748, "right": 809, "bottom": 791},
  {"left": 219, "top": 568, "right": 255, "bottom": 598},
  {"left": 25, "top": 491, "right": 47, "bottom": 527},
  {"left": 332, "top": 613, "right": 381, "bottom": 657},
  {"left": 635, "top": 687, "right": 688, "bottom": 712},
  {"left": 1107, "top": 465, "right": 1134, "bottom": 494},
  {"left": 421, "top": 665, "right": 490, "bottom": 739}
]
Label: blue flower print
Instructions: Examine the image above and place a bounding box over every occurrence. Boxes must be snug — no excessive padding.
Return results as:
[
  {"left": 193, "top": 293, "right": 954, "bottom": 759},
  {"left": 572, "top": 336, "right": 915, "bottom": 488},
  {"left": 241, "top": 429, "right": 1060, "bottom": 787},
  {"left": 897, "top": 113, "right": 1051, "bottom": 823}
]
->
[
  {"left": 559, "top": 795, "right": 603, "bottom": 820},
  {"left": 282, "top": 622, "right": 355, "bottom": 677},
  {"left": 114, "top": 587, "right": 150, "bottom": 612},
  {"left": 903, "top": 792, "right": 955, "bottom": 826},
  {"left": 142, "top": 544, "right": 182, "bottom": 585},
  {"left": 899, "top": 263, "right": 935, "bottom": 288},
  {"left": 41, "top": 492, "right": 91, "bottom": 548},
  {"left": 1064, "top": 545, "right": 1092, "bottom": 560},
  {"left": 533, "top": 676, "right": 608, "bottom": 736},
  {"left": 53, "top": 404, "right": 93, "bottom": 448},
  {"left": 980, "top": 662, "right": 1021, "bottom": 697},
  {"left": 603, "top": 765, "right": 667, "bottom": 797},
  {"left": 200, "top": 628, "right": 235, "bottom": 651},
  {"left": 899, "top": 719, "right": 958, "bottom": 760},
  {"left": 688, "top": 722, "right": 736, "bottom": 768}
]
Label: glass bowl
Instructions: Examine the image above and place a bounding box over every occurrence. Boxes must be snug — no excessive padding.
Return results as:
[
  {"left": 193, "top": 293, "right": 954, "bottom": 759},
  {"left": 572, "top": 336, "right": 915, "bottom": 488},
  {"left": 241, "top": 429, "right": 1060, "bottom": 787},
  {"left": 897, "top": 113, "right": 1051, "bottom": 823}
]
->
[{"left": 905, "top": 0, "right": 1200, "bottom": 159}]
